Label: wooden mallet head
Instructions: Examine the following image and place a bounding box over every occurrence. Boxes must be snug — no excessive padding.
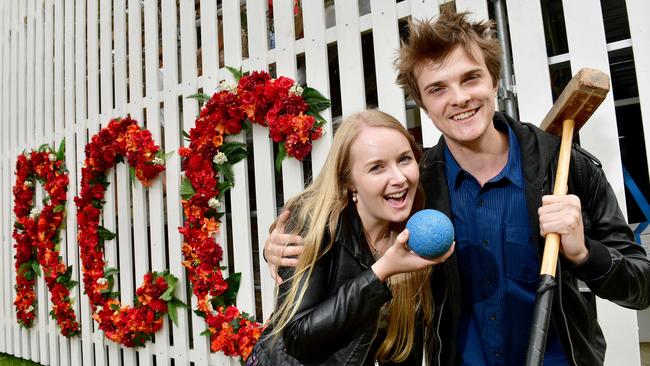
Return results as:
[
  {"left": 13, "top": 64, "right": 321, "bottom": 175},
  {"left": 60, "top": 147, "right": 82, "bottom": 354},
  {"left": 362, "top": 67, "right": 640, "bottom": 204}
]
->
[{"left": 539, "top": 67, "right": 610, "bottom": 136}]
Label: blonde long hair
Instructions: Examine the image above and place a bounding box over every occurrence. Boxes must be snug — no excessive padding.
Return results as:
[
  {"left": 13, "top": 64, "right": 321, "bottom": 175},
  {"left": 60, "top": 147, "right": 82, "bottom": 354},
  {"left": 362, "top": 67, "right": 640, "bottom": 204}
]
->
[{"left": 269, "top": 110, "right": 433, "bottom": 363}]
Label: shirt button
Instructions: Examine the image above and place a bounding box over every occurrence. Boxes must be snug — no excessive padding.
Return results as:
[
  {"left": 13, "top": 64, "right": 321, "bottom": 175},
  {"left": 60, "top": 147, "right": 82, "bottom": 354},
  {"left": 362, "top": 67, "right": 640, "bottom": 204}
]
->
[
  {"left": 495, "top": 351, "right": 502, "bottom": 357},
  {"left": 490, "top": 314, "right": 496, "bottom": 321},
  {"left": 481, "top": 239, "right": 488, "bottom": 247}
]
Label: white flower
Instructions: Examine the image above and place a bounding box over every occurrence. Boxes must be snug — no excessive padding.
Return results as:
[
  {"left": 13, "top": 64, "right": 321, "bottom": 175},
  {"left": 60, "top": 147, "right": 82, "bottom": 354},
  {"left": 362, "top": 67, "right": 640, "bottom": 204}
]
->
[
  {"left": 24, "top": 180, "right": 33, "bottom": 188},
  {"left": 29, "top": 208, "right": 40, "bottom": 219},
  {"left": 96, "top": 278, "right": 108, "bottom": 286},
  {"left": 205, "top": 295, "right": 214, "bottom": 312},
  {"left": 25, "top": 154, "right": 31, "bottom": 160},
  {"left": 26, "top": 305, "right": 34, "bottom": 313},
  {"left": 219, "top": 80, "right": 237, "bottom": 93},
  {"left": 289, "top": 83, "right": 304, "bottom": 96},
  {"left": 212, "top": 152, "right": 228, "bottom": 165},
  {"left": 152, "top": 157, "right": 165, "bottom": 165},
  {"left": 95, "top": 305, "right": 103, "bottom": 313},
  {"left": 49, "top": 153, "right": 57, "bottom": 161},
  {"left": 208, "top": 197, "right": 220, "bottom": 209}
]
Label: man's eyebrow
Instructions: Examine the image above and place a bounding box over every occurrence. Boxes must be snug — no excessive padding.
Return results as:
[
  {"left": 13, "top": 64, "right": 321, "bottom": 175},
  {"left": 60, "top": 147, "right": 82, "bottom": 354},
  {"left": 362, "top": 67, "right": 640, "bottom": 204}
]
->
[{"left": 462, "top": 68, "right": 484, "bottom": 77}]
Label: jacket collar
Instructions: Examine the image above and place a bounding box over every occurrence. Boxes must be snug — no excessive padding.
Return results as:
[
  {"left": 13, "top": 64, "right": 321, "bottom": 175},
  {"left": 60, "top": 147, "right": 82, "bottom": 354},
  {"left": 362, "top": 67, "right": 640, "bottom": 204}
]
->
[{"left": 334, "top": 204, "right": 376, "bottom": 269}]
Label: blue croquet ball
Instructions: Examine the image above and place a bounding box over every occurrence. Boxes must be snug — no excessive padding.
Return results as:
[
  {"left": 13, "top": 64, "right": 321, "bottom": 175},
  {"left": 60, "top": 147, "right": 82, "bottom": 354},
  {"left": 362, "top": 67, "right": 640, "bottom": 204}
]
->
[{"left": 406, "top": 209, "right": 454, "bottom": 259}]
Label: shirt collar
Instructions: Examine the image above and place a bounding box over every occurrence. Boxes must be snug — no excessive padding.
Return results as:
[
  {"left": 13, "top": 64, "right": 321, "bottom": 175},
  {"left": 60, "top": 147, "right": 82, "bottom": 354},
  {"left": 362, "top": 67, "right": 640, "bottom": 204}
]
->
[{"left": 443, "top": 118, "right": 524, "bottom": 189}]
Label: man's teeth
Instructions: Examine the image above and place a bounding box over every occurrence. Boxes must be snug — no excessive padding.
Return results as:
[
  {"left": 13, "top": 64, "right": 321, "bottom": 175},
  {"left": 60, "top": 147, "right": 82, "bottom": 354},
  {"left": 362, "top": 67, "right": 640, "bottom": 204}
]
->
[
  {"left": 452, "top": 109, "right": 477, "bottom": 120},
  {"left": 385, "top": 191, "right": 406, "bottom": 199}
]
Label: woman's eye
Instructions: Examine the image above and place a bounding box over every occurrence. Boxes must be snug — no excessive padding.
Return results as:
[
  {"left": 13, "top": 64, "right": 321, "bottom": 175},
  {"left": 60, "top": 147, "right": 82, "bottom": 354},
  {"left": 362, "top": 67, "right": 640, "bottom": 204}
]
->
[{"left": 400, "top": 155, "right": 413, "bottom": 164}]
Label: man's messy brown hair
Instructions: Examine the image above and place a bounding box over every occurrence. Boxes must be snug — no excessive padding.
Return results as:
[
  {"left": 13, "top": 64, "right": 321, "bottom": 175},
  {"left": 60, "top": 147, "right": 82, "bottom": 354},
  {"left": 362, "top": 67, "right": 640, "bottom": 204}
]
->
[{"left": 395, "top": 8, "right": 502, "bottom": 110}]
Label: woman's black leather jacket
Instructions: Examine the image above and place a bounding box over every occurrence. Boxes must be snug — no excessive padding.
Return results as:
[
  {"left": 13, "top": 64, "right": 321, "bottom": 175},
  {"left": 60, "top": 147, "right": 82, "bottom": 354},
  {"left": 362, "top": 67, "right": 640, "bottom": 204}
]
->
[{"left": 251, "top": 205, "right": 424, "bottom": 365}]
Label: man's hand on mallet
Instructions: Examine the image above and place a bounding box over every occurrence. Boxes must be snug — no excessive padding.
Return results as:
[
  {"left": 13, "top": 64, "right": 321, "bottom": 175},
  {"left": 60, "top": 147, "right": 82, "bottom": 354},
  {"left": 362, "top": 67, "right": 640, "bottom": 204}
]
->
[
  {"left": 264, "top": 210, "right": 304, "bottom": 284},
  {"left": 538, "top": 194, "right": 589, "bottom": 265}
]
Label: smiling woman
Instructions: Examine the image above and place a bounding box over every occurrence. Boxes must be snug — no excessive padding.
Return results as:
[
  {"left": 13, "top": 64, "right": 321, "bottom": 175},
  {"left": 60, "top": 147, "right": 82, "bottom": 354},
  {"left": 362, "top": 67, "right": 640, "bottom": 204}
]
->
[{"left": 249, "top": 110, "right": 453, "bottom": 366}]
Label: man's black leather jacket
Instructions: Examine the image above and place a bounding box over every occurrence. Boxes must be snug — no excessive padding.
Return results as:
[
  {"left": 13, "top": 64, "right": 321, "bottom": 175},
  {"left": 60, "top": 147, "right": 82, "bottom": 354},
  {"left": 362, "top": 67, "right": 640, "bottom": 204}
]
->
[
  {"left": 421, "top": 112, "right": 650, "bottom": 365},
  {"left": 251, "top": 205, "right": 424, "bottom": 365}
]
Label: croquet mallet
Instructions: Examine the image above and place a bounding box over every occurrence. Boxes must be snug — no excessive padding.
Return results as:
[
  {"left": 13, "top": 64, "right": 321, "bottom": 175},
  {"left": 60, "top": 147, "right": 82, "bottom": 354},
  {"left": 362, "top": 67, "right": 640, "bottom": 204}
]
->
[{"left": 525, "top": 67, "right": 610, "bottom": 366}]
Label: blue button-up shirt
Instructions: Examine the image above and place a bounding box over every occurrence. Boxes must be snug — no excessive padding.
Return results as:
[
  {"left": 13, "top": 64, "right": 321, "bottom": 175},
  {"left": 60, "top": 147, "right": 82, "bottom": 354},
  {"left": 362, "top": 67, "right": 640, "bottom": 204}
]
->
[{"left": 444, "top": 122, "right": 568, "bottom": 366}]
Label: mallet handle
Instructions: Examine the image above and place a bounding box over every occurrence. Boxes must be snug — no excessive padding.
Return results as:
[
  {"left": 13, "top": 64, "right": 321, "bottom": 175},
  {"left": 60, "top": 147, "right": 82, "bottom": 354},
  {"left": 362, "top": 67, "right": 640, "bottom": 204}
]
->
[{"left": 540, "top": 119, "right": 575, "bottom": 277}]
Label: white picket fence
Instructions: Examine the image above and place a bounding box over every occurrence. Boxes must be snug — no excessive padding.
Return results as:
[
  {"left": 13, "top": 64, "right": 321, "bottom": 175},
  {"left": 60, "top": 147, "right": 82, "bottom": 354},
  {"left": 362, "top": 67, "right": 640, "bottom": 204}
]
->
[{"left": 0, "top": 0, "right": 648, "bottom": 365}]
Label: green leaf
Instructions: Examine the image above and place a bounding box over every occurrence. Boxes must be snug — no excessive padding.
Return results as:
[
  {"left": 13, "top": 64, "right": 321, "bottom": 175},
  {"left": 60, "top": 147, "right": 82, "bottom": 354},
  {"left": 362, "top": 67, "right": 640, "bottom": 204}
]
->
[
  {"left": 220, "top": 141, "right": 247, "bottom": 155},
  {"left": 104, "top": 267, "right": 119, "bottom": 278},
  {"left": 56, "top": 138, "right": 66, "bottom": 161},
  {"left": 160, "top": 287, "right": 174, "bottom": 302},
  {"left": 223, "top": 273, "right": 241, "bottom": 306},
  {"left": 164, "top": 150, "right": 174, "bottom": 160},
  {"left": 18, "top": 262, "right": 30, "bottom": 274},
  {"left": 38, "top": 143, "right": 50, "bottom": 152},
  {"left": 215, "top": 142, "right": 248, "bottom": 167},
  {"left": 171, "top": 297, "right": 188, "bottom": 309},
  {"left": 306, "top": 109, "right": 328, "bottom": 127},
  {"left": 302, "top": 86, "right": 331, "bottom": 112},
  {"left": 129, "top": 166, "right": 136, "bottom": 187},
  {"left": 53, "top": 204, "right": 65, "bottom": 213},
  {"left": 194, "top": 309, "right": 206, "bottom": 318},
  {"left": 168, "top": 302, "right": 178, "bottom": 326},
  {"left": 97, "top": 226, "right": 117, "bottom": 240},
  {"left": 64, "top": 280, "right": 78, "bottom": 290},
  {"left": 216, "top": 164, "right": 235, "bottom": 189},
  {"left": 180, "top": 177, "right": 196, "bottom": 200},
  {"left": 200, "top": 329, "right": 212, "bottom": 336},
  {"left": 63, "top": 265, "right": 73, "bottom": 279},
  {"left": 217, "top": 180, "right": 233, "bottom": 193},
  {"left": 275, "top": 142, "right": 287, "bottom": 172},
  {"left": 205, "top": 209, "right": 225, "bottom": 221},
  {"left": 160, "top": 273, "right": 179, "bottom": 301},
  {"left": 182, "top": 130, "right": 191, "bottom": 142},
  {"left": 225, "top": 66, "right": 243, "bottom": 83},
  {"left": 230, "top": 317, "right": 241, "bottom": 331},
  {"left": 31, "top": 261, "right": 41, "bottom": 277},
  {"left": 186, "top": 92, "right": 211, "bottom": 104}
]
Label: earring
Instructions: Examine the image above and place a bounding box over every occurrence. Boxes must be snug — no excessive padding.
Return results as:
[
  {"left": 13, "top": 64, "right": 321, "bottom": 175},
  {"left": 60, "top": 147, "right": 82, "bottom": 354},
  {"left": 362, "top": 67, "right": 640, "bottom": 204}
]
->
[{"left": 352, "top": 192, "right": 358, "bottom": 203}]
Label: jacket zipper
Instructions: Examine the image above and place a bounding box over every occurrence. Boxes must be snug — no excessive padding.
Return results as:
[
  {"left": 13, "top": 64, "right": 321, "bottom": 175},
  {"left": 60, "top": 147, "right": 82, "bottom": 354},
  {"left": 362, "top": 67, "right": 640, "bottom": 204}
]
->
[{"left": 435, "top": 284, "right": 448, "bottom": 366}]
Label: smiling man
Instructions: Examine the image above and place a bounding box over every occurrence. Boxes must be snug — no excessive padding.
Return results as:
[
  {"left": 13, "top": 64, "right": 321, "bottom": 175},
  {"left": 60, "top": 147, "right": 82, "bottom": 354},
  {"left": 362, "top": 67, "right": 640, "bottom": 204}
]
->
[{"left": 393, "top": 8, "right": 650, "bottom": 366}]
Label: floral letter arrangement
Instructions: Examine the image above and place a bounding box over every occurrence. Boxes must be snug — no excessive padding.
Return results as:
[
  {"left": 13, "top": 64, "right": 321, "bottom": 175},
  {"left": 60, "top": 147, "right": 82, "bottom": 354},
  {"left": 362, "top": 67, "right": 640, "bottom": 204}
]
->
[
  {"left": 12, "top": 68, "right": 330, "bottom": 361},
  {"left": 74, "top": 117, "right": 179, "bottom": 347},
  {"left": 178, "top": 68, "right": 329, "bottom": 358},
  {"left": 12, "top": 142, "right": 80, "bottom": 337}
]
